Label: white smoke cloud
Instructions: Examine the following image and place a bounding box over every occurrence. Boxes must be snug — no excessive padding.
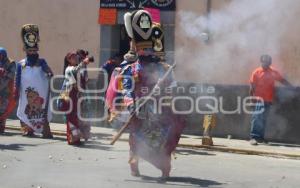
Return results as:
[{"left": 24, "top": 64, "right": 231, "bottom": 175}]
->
[{"left": 176, "top": 0, "right": 300, "bottom": 85}]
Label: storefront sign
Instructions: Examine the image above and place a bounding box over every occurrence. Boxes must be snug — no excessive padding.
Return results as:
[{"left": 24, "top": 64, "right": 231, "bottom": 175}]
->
[
  {"left": 98, "top": 8, "right": 117, "bottom": 25},
  {"left": 100, "top": 0, "right": 176, "bottom": 11}
]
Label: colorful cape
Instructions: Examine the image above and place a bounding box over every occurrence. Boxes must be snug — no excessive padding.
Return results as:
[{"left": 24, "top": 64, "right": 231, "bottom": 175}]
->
[
  {"left": 0, "top": 81, "right": 16, "bottom": 120},
  {"left": 0, "top": 59, "right": 16, "bottom": 120},
  {"left": 105, "top": 67, "right": 123, "bottom": 112},
  {"left": 122, "top": 60, "right": 186, "bottom": 171}
]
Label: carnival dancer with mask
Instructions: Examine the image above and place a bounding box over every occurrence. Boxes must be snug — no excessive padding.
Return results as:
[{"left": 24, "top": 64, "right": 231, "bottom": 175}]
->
[
  {"left": 119, "top": 10, "right": 186, "bottom": 179},
  {"left": 15, "top": 24, "right": 53, "bottom": 138}
]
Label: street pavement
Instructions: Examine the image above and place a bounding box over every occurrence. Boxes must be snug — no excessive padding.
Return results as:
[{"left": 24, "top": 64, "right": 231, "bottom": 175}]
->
[
  {"left": 1, "top": 129, "right": 300, "bottom": 188},
  {"left": 5, "top": 119, "right": 300, "bottom": 159}
]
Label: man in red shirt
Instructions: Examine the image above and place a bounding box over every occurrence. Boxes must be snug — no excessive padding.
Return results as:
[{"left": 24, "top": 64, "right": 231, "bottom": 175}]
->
[{"left": 249, "top": 55, "right": 292, "bottom": 145}]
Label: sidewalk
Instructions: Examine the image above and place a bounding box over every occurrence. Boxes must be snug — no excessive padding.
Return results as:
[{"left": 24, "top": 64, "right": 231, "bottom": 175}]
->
[{"left": 5, "top": 119, "right": 300, "bottom": 160}]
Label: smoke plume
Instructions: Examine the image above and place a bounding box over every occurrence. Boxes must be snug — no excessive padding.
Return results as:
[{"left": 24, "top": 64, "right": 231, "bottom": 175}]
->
[{"left": 176, "top": 0, "right": 300, "bottom": 85}]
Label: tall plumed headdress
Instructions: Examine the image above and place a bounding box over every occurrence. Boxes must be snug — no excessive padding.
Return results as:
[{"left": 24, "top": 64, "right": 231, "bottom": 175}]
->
[
  {"left": 124, "top": 10, "right": 165, "bottom": 58},
  {"left": 21, "top": 24, "right": 40, "bottom": 51},
  {"left": 124, "top": 10, "right": 153, "bottom": 51}
]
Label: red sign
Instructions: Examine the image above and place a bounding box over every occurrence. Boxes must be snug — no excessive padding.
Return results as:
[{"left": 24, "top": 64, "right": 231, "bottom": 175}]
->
[
  {"left": 144, "top": 8, "right": 160, "bottom": 23},
  {"left": 98, "top": 8, "right": 117, "bottom": 25}
]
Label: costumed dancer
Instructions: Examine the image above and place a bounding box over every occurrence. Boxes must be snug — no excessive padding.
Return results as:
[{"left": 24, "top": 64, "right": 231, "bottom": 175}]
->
[
  {"left": 120, "top": 10, "right": 186, "bottom": 178},
  {"left": 61, "top": 51, "right": 91, "bottom": 145},
  {"left": 105, "top": 42, "right": 138, "bottom": 126},
  {"left": 15, "top": 24, "right": 53, "bottom": 138},
  {"left": 0, "top": 47, "right": 16, "bottom": 134}
]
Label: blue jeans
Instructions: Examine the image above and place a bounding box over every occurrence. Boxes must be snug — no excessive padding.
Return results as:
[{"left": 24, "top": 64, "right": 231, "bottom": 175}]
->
[{"left": 250, "top": 102, "right": 272, "bottom": 140}]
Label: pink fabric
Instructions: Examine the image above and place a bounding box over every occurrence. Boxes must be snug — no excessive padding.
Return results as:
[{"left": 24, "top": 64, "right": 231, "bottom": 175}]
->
[
  {"left": 144, "top": 8, "right": 160, "bottom": 23},
  {"left": 105, "top": 71, "right": 119, "bottom": 111}
]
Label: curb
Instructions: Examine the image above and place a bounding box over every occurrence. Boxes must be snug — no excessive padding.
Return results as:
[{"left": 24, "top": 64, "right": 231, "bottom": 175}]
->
[
  {"left": 5, "top": 126, "right": 300, "bottom": 160},
  {"left": 179, "top": 144, "right": 300, "bottom": 160}
]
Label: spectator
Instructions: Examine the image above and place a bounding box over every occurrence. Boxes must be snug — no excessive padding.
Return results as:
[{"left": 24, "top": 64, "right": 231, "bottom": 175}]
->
[
  {"left": 249, "top": 54, "right": 292, "bottom": 145},
  {"left": 60, "top": 51, "right": 91, "bottom": 145}
]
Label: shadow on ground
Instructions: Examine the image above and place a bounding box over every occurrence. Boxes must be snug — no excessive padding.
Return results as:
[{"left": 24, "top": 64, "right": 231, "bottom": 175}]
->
[
  {"left": 90, "top": 132, "right": 113, "bottom": 139},
  {"left": 1, "top": 130, "right": 66, "bottom": 142},
  {"left": 167, "top": 176, "right": 223, "bottom": 187},
  {"left": 126, "top": 175, "right": 224, "bottom": 187},
  {"left": 0, "top": 143, "right": 36, "bottom": 151},
  {"left": 76, "top": 140, "right": 112, "bottom": 151},
  {"left": 0, "top": 132, "right": 20, "bottom": 137},
  {"left": 176, "top": 148, "right": 216, "bottom": 156}
]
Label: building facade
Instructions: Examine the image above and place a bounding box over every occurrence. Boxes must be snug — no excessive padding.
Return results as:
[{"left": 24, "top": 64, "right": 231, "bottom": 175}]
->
[{"left": 1, "top": 0, "right": 300, "bottom": 143}]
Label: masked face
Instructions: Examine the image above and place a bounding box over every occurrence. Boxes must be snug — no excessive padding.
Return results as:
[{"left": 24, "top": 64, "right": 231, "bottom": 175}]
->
[
  {"left": 139, "top": 14, "right": 151, "bottom": 29},
  {"left": 26, "top": 50, "right": 39, "bottom": 64}
]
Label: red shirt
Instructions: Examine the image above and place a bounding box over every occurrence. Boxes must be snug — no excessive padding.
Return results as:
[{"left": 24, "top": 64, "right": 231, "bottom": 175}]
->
[{"left": 250, "top": 67, "right": 283, "bottom": 102}]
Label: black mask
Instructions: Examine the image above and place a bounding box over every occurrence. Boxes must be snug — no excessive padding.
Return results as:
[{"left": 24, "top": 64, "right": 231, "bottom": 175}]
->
[
  {"left": 27, "top": 53, "right": 39, "bottom": 65},
  {"left": 139, "top": 55, "right": 160, "bottom": 63}
]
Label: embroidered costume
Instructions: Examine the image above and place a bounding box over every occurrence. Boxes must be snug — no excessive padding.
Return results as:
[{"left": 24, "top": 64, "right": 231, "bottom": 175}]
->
[
  {"left": 0, "top": 47, "right": 16, "bottom": 133},
  {"left": 120, "top": 10, "right": 186, "bottom": 178},
  {"left": 16, "top": 24, "right": 53, "bottom": 138}
]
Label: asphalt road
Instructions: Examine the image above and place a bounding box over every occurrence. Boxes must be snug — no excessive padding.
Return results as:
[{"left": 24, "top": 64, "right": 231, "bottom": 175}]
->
[{"left": 0, "top": 131, "right": 299, "bottom": 188}]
